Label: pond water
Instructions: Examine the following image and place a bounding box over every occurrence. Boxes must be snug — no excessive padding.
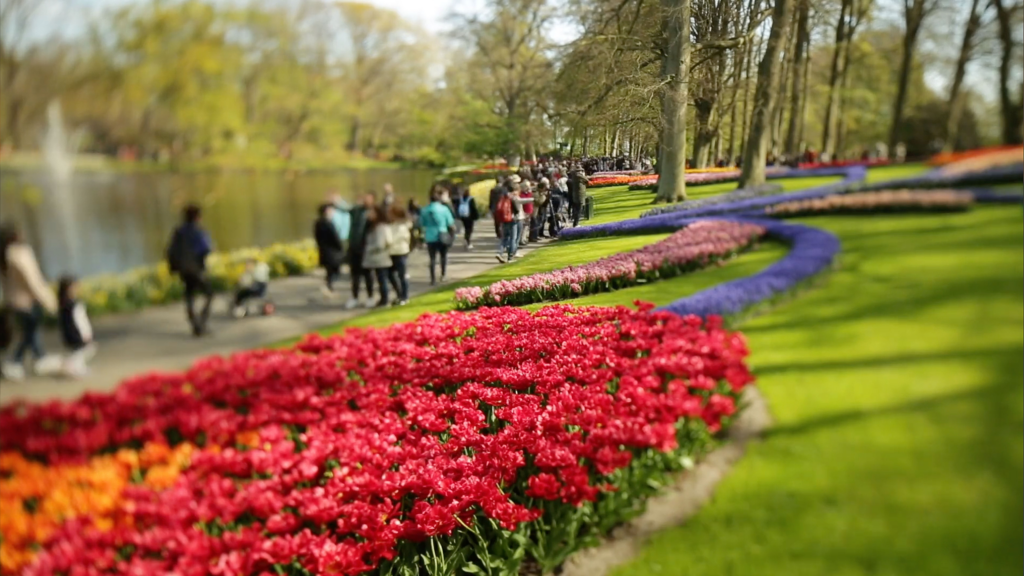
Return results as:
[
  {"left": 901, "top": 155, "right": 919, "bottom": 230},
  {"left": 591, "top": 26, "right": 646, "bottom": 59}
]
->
[{"left": 0, "top": 168, "right": 438, "bottom": 279}]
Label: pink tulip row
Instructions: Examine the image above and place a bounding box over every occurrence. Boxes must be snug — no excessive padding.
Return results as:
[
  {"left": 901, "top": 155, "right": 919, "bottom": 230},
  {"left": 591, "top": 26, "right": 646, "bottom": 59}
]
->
[{"left": 454, "top": 220, "right": 765, "bottom": 308}]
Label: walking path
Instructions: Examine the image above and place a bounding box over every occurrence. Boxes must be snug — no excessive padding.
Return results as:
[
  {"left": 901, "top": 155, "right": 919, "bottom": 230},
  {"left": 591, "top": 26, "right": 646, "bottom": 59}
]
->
[{"left": 0, "top": 235, "right": 545, "bottom": 406}]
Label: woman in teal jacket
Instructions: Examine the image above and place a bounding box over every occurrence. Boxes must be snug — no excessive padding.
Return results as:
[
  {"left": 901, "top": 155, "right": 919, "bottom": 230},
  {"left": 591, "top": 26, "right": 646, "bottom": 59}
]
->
[{"left": 421, "top": 188, "right": 456, "bottom": 285}]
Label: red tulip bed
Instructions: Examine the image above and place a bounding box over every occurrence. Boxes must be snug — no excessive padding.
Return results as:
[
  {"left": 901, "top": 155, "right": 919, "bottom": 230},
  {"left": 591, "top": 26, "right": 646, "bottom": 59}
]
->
[{"left": 0, "top": 305, "right": 755, "bottom": 576}]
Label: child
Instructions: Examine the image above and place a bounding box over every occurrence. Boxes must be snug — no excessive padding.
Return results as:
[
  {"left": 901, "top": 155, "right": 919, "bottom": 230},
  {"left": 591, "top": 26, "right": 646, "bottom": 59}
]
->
[
  {"left": 57, "top": 276, "right": 96, "bottom": 378},
  {"left": 233, "top": 258, "right": 271, "bottom": 318}
]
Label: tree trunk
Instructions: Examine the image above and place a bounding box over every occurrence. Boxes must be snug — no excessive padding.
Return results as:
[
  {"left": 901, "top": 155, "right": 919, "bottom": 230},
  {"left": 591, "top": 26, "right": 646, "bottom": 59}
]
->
[
  {"left": 348, "top": 116, "right": 362, "bottom": 153},
  {"left": 727, "top": 48, "right": 745, "bottom": 163},
  {"left": 785, "top": 0, "right": 810, "bottom": 156},
  {"left": 655, "top": 0, "right": 692, "bottom": 203},
  {"left": 692, "top": 98, "right": 715, "bottom": 168},
  {"left": 993, "top": 0, "right": 1023, "bottom": 145},
  {"left": 739, "top": 0, "right": 794, "bottom": 187},
  {"left": 822, "top": 0, "right": 850, "bottom": 157},
  {"left": 741, "top": 33, "right": 765, "bottom": 154},
  {"left": 890, "top": 0, "right": 930, "bottom": 151},
  {"left": 944, "top": 0, "right": 984, "bottom": 151}
]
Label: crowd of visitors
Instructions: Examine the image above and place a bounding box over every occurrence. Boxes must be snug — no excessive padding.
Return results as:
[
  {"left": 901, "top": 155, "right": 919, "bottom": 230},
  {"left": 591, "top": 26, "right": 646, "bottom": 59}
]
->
[{"left": 0, "top": 163, "right": 599, "bottom": 381}]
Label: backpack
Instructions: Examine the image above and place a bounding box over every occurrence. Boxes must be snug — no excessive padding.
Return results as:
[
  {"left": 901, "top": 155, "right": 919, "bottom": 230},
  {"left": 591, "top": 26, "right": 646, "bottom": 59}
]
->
[
  {"left": 166, "top": 228, "right": 199, "bottom": 275},
  {"left": 495, "top": 195, "right": 514, "bottom": 223},
  {"left": 458, "top": 198, "right": 471, "bottom": 218}
]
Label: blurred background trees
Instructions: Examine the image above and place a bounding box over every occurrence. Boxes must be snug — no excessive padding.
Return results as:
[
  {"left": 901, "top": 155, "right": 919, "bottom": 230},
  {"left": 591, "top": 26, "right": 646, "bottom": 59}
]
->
[{"left": 0, "top": 0, "right": 1020, "bottom": 171}]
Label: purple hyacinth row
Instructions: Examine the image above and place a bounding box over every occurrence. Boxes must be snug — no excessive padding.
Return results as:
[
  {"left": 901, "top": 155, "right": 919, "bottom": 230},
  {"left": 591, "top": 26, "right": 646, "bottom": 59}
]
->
[
  {"left": 636, "top": 166, "right": 867, "bottom": 219},
  {"left": 658, "top": 218, "right": 840, "bottom": 318},
  {"left": 639, "top": 184, "right": 783, "bottom": 217},
  {"left": 563, "top": 166, "right": 866, "bottom": 240},
  {"left": 853, "top": 163, "right": 1023, "bottom": 192}
]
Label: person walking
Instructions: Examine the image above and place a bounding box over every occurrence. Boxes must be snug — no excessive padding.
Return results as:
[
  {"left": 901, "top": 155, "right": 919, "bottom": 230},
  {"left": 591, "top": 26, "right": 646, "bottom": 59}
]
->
[
  {"left": 531, "top": 179, "right": 550, "bottom": 240},
  {"left": 363, "top": 206, "right": 394, "bottom": 308},
  {"left": 387, "top": 204, "right": 413, "bottom": 305},
  {"left": 328, "top": 191, "right": 351, "bottom": 276},
  {"left": 382, "top": 183, "right": 396, "bottom": 210},
  {"left": 166, "top": 204, "right": 214, "bottom": 337},
  {"left": 421, "top": 189, "right": 456, "bottom": 285},
  {"left": 0, "top": 223, "right": 59, "bottom": 380},
  {"left": 456, "top": 187, "right": 480, "bottom": 249},
  {"left": 345, "top": 192, "right": 376, "bottom": 309},
  {"left": 568, "top": 167, "right": 589, "bottom": 227},
  {"left": 314, "top": 203, "right": 345, "bottom": 297},
  {"left": 489, "top": 178, "right": 509, "bottom": 238},
  {"left": 518, "top": 184, "right": 533, "bottom": 246},
  {"left": 493, "top": 187, "right": 518, "bottom": 263}
]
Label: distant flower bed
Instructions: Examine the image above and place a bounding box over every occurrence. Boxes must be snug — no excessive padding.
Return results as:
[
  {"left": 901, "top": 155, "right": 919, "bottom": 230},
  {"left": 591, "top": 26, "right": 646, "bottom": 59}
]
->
[
  {"left": 933, "top": 146, "right": 1023, "bottom": 176},
  {"left": 588, "top": 174, "right": 652, "bottom": 187},
  {"left": 0, "top": 305, "right": 754, "bottom": 575},
  {"left": 796, "top": 159, "right": 889, "bottom": 169},
  {"left": 77, "top": 240, "right": 318, "bottom": 317},
  {"left": 455, "top": 221, "right": 765, "bottom": 309},
  {"left": 766, "top": 189, "right": 974, "bottom": 216},
  {"left": 928, "top": 145, "right": 1023, "bottom": 167},
  {"left": 628, "top": 168, "right": 793, "bottom": 190},
  {"left": 639, "top": 184, "right": 783, "bottom": 218},
  {"left": 591, "top": 170, "right": 643, "bottom": 177}
]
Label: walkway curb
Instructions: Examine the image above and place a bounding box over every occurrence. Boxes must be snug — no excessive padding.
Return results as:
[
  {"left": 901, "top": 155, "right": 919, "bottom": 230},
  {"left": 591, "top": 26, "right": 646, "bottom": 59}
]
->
[{"left": 559, "top": 386, "right": 772, "bottom": 576}]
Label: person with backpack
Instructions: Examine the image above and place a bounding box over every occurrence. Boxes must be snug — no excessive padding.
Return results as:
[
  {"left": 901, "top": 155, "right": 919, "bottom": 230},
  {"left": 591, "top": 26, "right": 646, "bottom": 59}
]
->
[
  {"left": 166, "top": 204, "right": 214, "bottom": 337},
  {"left": 494, "top": 185, "right": 521, "bottom": 263},
  {"left": 421, "top": 188, "right": 456, "bottom": 285},
  {"left": 456, "top": 186, "right": 480, "bottom": 250}
]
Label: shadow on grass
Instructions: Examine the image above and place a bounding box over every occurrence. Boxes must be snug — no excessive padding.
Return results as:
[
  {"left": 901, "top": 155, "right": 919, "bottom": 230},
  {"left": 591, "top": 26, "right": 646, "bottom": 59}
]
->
[
  {"left": 754, "top": 345, "right": 1023, "bottom": 377},
  {"left": 764, "top": 377, "right": 1012, "bottom": 440}
]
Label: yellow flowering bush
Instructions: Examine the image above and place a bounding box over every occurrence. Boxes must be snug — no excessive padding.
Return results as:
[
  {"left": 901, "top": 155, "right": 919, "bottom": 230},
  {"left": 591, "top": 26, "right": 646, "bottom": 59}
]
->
[{"left": 76, "top": 239, "right": 318, "bottom": 317}]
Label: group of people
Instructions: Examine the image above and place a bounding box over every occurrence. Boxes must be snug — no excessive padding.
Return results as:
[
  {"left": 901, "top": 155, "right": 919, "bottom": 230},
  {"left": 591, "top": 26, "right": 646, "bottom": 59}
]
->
[
  {"left": 1, "top": 223, "right": 96, "bottom": 380},
  {"left": 314, "top": 182, "right": 484, "bottom": 310},
  {"left": 487, "top": 164, "right": 590, "bottom": 263}
]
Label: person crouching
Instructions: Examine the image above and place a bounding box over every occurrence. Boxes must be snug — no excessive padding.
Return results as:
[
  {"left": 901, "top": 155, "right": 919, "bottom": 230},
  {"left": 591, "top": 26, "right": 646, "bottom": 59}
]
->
[
  {"left": 233, "top": 258, "right": 270, "bottom": 318},
  {"left": 57, "top": 276, "right": 97, "bottom": 378}
]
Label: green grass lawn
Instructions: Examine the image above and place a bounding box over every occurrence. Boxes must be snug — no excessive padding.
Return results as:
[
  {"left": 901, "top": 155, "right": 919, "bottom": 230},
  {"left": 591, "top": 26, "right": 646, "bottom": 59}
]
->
[
  {"left": 613, "top": 206, "right": 1023, "bottom": 576},
  {"left": 303, "top": 165, "right": 1022, "bottom": 576},
  {"left": 586, "top": 175, "right": 844, "bottom": 225},
  {"left": 862, "top": 162, "right": 929, "bottom": 183}
]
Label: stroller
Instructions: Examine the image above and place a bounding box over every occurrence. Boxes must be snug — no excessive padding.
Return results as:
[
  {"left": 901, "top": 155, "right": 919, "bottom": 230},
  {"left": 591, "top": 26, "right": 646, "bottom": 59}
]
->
[{"left": 551, "top": 194, "right": 573, "bottom": 232}]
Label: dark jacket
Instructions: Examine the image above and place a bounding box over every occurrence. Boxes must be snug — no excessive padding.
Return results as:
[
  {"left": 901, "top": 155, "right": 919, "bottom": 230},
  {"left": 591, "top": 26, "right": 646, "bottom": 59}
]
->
[
  {"left": 167, "top": 223, "right": 212, "bottom": 275},
  {"left": 457, "top": 195, "right": 480, "bottom": 221},
  {"left": 348, "top": 206, "right": 370, "bottom": 251},
  {"left": 488, "top": 184, "right": 507, "bottom": 213},
  {"left": 58, "top": 300, "right": 89, "bottom": 349},
  {"left": 314, "top": 218, "right": 345, "bottom": 268}
]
